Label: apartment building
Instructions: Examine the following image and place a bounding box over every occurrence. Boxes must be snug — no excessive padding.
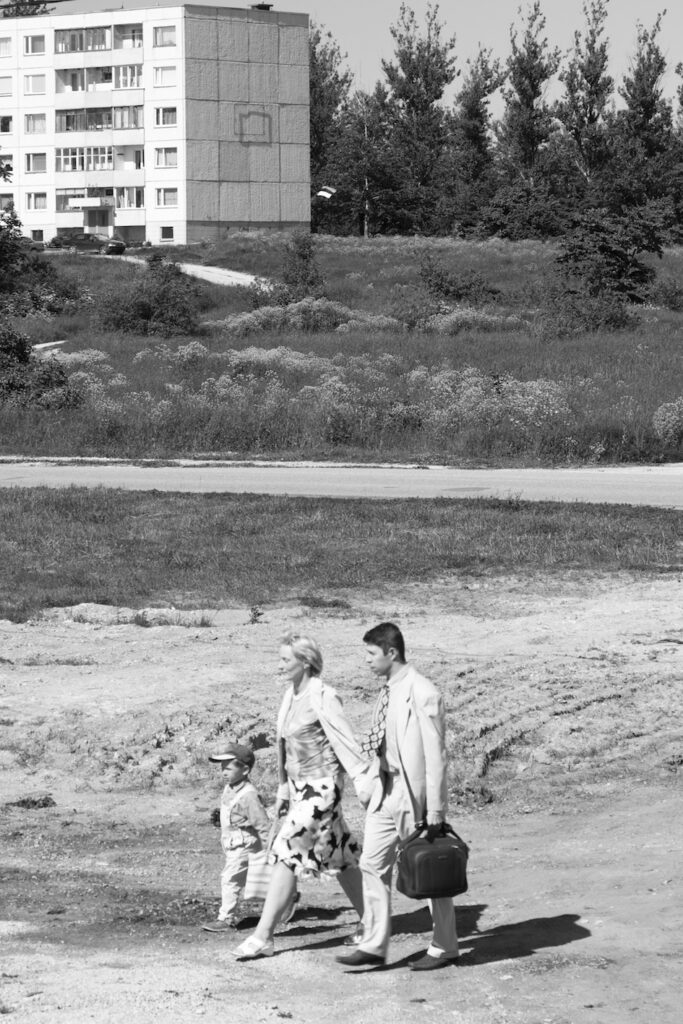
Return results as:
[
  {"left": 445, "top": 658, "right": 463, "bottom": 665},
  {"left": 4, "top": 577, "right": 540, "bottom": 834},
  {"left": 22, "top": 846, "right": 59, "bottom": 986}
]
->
[{"left": 0, "top": 1, "right": 310, "bottom": 244}]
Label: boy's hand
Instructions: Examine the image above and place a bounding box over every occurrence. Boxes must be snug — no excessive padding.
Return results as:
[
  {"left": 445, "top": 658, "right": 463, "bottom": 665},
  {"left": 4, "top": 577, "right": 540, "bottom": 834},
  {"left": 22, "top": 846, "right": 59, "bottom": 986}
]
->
[{"left": 210, "top": 807, "right": 221, "bottom": 827}]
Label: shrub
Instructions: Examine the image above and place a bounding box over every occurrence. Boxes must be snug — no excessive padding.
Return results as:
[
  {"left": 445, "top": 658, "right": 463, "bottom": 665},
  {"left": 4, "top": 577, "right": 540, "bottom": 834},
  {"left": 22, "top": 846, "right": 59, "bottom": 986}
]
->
[
  {"left": 652, "top": 398, "right": 683, "bottom": 448},
  {"left": 424, "top": 307, "right": 524, "bottom": 335},
  {"left": 649, "top": 275, "right": 683, "bottom": 312},
  {"left": 0, "top": 325, "right": 32, "bottom": 371},
  {"left": 419, "top": 253, "right": 499, "bottom": 304},
  {"left": 281, "top": 230, "right": 325, "bottom": 300},
  {"left": 535, "top": 284, "right": 638, "bottom": 336},
  {"left": 556, "top": 207, "right": 664, "bottom": 303},
  {"left": 97, "top": 257, "right": 202, "bottom": 337},
  {"left": 216, "top": 297, "right": 402, "bottom": 337}
]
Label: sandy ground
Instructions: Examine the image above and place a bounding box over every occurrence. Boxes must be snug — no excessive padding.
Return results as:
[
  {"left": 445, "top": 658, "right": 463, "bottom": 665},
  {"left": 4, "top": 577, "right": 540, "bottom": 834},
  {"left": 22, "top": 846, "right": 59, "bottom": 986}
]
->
[{"left": 1, "top": 573, "right": 681, "bottom": 1024}]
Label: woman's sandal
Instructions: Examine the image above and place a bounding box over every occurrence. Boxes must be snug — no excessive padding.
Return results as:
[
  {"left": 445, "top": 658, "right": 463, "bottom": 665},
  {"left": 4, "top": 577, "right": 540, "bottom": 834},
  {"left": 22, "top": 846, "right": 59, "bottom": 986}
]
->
[{"left": 232, "top": 935, "right": 275, "bottom": 960}]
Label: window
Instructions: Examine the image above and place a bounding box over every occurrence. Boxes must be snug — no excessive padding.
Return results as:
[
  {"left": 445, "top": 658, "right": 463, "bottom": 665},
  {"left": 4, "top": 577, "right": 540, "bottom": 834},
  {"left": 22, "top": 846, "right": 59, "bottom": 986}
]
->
[
  {"left": 56, "top": 187, "right": 85, "bottom": 211},
  {"left": 153, "top": 26, "right": 176, "bottom": 47},
  {"left": 134, "top": 149, "right": 144, "bottom": 169},
  {"left": 153, "top": 66, "right": 176, "bottom": 87},
  {"left": 155, "top": 147, "right": 177, "bottom": 168},
  {"left": 156, "top": 187, "right": 177, "bottom": 207},
  {"left": 86, "top": 66, "right": 112, "bottom": 90},
  {"left": 86, "top": 108, "right": 113, "bottom": 131},
  {"left": 0, "top": 194, "right": 14, "bottom": 209},
  {"left": 55, "top": 147, "right": 113, "bottom": 172},
  {"left": 26, "top": 153, "right": 47, "bottom": 173},
  {"left": 85, "top": 146, "right": 112, "bottom": 171},
  {"left": 114, "top": 64, "right": 142, "bottom": 89},
  {"left": 0, "top": 116, "right": 11, "bottom": 134},
  {"left": 0, "top": 77, "right": 11, "bottom": 97},
  {"left": 56, "top": 110, "right": 86, "bottom": 133},
  {"left": 26, "top": 193, "right": 47, "bottom": 211},
  {"left": 55, "top": 28, "right": 111, "bottom": 53},
  {"left": 24, "top": 35, "right": 46, "bottom": 55},
  {"left": 115, "top": 186, "right": 144, "bottom": 209},
  {"left": 32, "top": 229, "right": 44, "bottom": 242},
  {"left": 113, "top": 105, "right": 143, "bottom": 129},
  {"left": 24, "top": 75, "right": 46, "bottom": 95},
  {"left": 160, "top": 226, "right": 174, "bottom": 241},
  {"left": 25, "top": 113, "right": 46, "bottom": 134},
  {"left": 155, "top": 106, "right": 177, "bottom": 126},
  {"left": 0, "top": 37, "right": 10, "bottom": 58},
  {"left": 114, "top": 25, "right": 143, "bottom": 50},
  {"left": 0, "top": 154, "right": 12, "bottom": 176}
]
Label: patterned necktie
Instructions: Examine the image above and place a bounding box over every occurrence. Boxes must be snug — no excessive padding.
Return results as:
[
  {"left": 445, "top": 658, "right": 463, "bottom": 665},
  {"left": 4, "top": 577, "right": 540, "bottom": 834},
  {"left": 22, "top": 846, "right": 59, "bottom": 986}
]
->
[{"left": 361, "top": 684, "right": 389, "bottom": 757}]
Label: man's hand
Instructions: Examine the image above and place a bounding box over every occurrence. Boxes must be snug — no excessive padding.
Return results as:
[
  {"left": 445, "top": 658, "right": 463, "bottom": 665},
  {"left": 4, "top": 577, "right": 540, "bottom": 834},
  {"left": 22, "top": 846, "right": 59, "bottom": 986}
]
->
[{"left": 425, "top": 810, "right": 444, "bottom": 840}]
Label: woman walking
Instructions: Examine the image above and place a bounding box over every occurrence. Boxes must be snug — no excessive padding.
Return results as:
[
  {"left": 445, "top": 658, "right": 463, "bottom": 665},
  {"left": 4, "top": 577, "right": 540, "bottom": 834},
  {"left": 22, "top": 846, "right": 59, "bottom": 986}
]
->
[{"left": 233, "top": 632, "right": 371, "bottom": 960}]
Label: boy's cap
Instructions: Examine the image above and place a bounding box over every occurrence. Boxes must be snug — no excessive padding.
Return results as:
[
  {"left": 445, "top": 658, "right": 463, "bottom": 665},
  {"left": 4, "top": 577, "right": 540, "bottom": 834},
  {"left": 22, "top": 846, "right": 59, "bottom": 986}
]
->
[{"left": 208, "top": 742, "right": 255, "bottom": 769}]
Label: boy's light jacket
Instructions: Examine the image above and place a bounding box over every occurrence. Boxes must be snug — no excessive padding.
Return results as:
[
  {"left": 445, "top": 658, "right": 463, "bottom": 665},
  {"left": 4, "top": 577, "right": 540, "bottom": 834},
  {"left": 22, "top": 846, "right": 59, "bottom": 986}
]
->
[{"left": 276, "top": 678, "right": 370, "bottom": 800}]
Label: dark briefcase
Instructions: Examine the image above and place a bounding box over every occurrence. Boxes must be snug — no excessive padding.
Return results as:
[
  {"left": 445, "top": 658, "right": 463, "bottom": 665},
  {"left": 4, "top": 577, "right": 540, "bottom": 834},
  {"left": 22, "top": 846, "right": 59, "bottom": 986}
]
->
[{"left": 396, "top": 822, "right": 469, "bottom": 900}]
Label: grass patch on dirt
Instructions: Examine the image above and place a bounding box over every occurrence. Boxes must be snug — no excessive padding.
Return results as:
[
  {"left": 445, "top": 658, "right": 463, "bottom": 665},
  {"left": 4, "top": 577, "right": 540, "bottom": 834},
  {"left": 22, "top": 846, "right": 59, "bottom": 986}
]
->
[{"left": 1, "top": 487, "right": 680, "bottom": 621}]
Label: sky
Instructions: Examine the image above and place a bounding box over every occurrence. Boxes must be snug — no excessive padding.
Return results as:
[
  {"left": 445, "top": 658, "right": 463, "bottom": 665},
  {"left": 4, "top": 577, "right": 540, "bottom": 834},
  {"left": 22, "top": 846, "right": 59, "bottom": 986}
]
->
[{"left": 277, "top": 0, "right": 683, "bottom": 107}]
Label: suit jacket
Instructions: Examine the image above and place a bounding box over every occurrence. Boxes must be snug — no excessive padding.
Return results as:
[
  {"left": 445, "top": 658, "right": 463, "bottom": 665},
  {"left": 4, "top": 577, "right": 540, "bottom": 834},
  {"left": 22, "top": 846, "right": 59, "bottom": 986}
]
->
[
  {"left": 368, "top": 664, "right": 449, "bottom": 821},
  {"left": 275, "top": 677, "right": 370, "bottom": 801}
]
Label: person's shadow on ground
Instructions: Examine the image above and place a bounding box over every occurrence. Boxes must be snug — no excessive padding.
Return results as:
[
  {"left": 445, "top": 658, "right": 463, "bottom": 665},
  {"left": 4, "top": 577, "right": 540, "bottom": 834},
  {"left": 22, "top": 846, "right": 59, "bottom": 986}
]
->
[
  {"left": 301, "top": 904, "right": 591, "bottom": 969},
  {"left": 461, "top": 912, "right": 591, "bottom": 965}
]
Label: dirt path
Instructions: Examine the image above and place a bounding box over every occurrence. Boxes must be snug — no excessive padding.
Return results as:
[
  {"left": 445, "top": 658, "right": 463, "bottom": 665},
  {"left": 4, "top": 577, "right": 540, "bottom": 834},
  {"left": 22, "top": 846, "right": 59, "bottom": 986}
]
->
[{"left": 1, "top": 574, "right": 681, "bottom": 1023}]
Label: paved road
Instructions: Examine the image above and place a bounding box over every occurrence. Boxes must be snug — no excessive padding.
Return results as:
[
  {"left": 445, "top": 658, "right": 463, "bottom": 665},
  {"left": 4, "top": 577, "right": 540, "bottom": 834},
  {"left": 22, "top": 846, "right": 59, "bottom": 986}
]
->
[{"left": 0, "top": 460, "right": 681, "bottom": 508}]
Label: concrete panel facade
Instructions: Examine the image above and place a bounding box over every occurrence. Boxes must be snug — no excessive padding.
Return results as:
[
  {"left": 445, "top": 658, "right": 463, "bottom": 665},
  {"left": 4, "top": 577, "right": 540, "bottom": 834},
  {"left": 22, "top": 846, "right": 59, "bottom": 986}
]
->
[
  {"left": 278, "top": 64, "right": 309, "bottom": 105},
  {"left": 279, "top": 105, "right": 310, "bottom": 145}
]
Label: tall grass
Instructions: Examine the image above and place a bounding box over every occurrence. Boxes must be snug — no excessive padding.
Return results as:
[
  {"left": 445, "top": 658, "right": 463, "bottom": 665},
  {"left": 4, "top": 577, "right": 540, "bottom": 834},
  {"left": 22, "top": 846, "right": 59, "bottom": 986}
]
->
[{"left": 0, "top": 488, "right": 680, "bottom": 621}]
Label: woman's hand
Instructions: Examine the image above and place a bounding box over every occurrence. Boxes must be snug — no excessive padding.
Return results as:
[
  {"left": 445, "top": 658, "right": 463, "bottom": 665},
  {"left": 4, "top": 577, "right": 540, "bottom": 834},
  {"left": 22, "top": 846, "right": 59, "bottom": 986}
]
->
[{"left": 275, "top": 797, "right": 290, "bottom": 818}]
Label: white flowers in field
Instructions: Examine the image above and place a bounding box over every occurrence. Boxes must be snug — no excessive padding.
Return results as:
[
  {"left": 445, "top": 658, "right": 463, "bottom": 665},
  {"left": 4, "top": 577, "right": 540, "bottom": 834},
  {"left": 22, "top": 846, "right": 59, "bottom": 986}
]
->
[{"left": 652, "top": 397, "right": 683, "bottom": 446}]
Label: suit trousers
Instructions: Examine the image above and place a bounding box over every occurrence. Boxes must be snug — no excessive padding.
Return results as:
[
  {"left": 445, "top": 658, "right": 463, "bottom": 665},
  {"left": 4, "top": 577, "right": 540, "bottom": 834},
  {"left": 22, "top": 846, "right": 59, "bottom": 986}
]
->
[{"left": 358, "top": 774, "right": 458, "bottom": 959}]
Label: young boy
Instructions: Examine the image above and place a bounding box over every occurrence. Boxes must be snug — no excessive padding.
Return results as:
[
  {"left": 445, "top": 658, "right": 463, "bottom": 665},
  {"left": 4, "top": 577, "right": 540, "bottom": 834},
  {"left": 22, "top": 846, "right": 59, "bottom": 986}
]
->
[{"left": 202, "top": 742, "right": 271, "bottom": 932}]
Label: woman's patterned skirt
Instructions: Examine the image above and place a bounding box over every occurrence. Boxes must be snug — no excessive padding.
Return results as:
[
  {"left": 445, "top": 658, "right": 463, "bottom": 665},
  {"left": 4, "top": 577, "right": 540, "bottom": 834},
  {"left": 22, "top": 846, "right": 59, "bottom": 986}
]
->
[{"left": 271, "top": 775, "right": 361, "bottom": 879}]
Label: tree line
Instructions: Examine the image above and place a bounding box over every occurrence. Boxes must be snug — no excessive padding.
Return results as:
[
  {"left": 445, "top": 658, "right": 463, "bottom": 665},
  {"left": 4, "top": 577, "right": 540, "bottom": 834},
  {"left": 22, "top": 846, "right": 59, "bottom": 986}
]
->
[{"left": 310, "top": 1, "right": 683, "bottom": 242}]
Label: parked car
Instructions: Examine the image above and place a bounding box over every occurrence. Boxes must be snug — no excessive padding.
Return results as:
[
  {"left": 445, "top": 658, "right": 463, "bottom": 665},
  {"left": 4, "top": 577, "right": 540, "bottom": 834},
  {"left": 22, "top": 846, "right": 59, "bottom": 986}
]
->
[
  {"left": 48, "top": 233, "right": 126, "bottom": 255},
  {"left": 19, "top": 235, "right": 46, "bottom": 251}
]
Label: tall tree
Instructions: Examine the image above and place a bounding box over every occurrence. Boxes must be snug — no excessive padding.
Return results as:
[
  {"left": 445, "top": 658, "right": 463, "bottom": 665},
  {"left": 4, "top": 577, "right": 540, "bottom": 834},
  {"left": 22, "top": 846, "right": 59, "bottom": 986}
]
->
[
  {"left": 454, "top": 48, "right": 504, "bottom": 177},
  {"left": 497, "top": 1, "right": 561, "bottom": 180},
  {"left": 308, "top": 23, "right": 352, "bottom": 194},
  {"left": 556, "top": 0, "right": 613, "bottom": 182},
  {"left": 451, "top": 48, "right": 504, "bottom": 229},
  {"left": 379, "top": 2, "right": 458, "bottom": 232},
  {"left": 2, "top": 2, "right": 52, "bottom": 16},
  {"left": 618, "top": 13, "right": 672, "bottom": 158}
]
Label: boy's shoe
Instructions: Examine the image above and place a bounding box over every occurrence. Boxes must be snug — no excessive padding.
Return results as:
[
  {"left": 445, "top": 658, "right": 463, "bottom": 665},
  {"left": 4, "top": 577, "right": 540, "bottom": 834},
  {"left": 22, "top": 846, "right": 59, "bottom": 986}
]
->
[
  {"left": 202, "top": 916, "right": 237, "bottom": 932},
  {"left": 280, "top": 891, "right": 300, "bottom": 926}
]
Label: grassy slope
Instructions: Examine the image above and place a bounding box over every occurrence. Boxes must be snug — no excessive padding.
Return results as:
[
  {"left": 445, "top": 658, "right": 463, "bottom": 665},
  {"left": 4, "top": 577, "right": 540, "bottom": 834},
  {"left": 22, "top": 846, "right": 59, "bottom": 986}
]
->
[{"left": 6, "top": 237, "right": 683, "bottom": 463}]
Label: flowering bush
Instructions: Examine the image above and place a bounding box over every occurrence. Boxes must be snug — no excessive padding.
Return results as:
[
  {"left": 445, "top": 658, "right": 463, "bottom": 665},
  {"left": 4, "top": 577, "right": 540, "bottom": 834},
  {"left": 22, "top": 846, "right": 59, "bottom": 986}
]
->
[
  {"left": 216, "top": 298, "right": 402, "bottom": 337},
  {"left": 652, "top": 398, "right": 683, "bottom": 448}
]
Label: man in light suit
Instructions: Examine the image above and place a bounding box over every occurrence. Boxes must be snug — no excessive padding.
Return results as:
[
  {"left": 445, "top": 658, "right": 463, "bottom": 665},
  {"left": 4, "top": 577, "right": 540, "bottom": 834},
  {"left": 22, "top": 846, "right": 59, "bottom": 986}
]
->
[{"left": 337, "top": 622, "right": 459, "bottom": 971}]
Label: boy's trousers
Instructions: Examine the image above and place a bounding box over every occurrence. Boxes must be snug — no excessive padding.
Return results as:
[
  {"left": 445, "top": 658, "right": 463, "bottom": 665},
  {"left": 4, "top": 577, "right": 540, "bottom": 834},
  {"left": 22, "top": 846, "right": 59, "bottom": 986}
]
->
[
  {"left": 219, "top": 843, "right": 250, "bottom": 920},
  {"left": 358, "top": 774, "right": 458, "bottom": 959}
]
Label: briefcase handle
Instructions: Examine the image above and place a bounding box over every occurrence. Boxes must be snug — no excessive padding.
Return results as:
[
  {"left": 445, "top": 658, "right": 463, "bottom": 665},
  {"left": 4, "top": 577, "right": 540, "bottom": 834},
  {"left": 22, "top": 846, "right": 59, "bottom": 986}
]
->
[{"left": 401, "top": 820, "right": 464, "bottom": 847}]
